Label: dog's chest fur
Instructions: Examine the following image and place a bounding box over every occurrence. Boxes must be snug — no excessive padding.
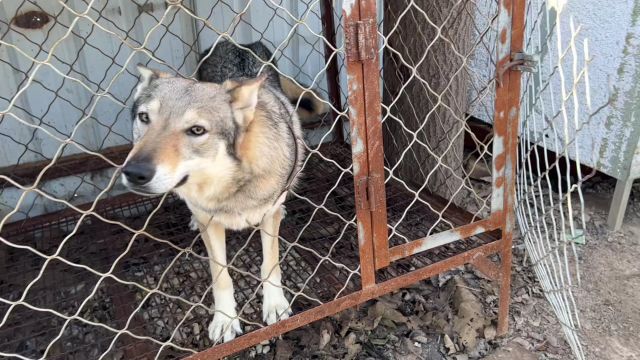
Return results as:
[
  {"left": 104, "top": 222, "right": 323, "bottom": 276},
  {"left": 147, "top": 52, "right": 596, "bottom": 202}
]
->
[{"left": 176, "top": 88, "right": 303, "bottom": 231}]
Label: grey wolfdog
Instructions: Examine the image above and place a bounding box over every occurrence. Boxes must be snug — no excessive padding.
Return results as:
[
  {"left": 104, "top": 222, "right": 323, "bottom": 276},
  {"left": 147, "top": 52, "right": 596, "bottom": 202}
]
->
[
  {"left": 198, "top": 40, "right": 329, "bottom": 123},
  {"left": 121, "top": 42, "right": 306, "bottom": 342}
]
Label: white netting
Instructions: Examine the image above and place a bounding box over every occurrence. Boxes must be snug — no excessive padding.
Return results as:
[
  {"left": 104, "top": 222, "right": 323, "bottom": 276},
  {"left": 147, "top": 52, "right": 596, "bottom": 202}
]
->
[{"left": 516, "top": 1, "right": 605, "bottom": 359}]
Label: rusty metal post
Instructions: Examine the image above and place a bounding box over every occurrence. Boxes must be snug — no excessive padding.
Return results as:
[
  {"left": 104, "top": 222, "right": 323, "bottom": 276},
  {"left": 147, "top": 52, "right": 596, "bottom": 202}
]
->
[
  {"left": 493, "top": 0, "right": 526, "bottom": 336},
  {"left": 342, "top": 0, "right": 377, "bottom": 288},
  {"left": 357, "top": 0, "right": 390, "bottom": 270}
]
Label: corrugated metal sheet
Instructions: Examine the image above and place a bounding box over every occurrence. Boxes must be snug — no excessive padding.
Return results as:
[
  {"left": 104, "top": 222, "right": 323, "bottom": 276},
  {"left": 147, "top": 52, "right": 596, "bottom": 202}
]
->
[{"left": 0, "top": 0, "right": 351, "bottom": 220}]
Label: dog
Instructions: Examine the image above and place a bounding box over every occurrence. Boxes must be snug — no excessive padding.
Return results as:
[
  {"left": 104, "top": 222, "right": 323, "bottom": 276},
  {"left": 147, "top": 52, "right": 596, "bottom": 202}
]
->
[
  {"left": 198, "top": 40, "right": 329, "bottom": 123},
  {"left": 121, "top": 60, "right": 305, "bottom": 342}
]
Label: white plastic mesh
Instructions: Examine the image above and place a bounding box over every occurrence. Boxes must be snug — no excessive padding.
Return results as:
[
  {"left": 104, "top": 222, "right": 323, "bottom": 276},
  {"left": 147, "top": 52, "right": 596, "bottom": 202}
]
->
[{"left": 516, "top": 1, "right": 605, "bottom": 359}]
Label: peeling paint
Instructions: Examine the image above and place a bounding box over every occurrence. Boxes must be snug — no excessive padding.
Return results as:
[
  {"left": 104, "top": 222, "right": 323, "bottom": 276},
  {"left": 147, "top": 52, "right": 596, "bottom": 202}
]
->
[
  {"left": 389, "top": 220, "right": 494, "bottom": 261},
  {"left": 496, "top": 1, "right": 512, "bottom": 60},
  {"left": 357, "top": 221, "right": 365, "bottom": 246},
  {"left": 352, "top": 126, "right": 364, "bottom": 155},
  {"left": 342, "top": 0, "right": 356, "bottom": 17},
  {"left": 492, "top": 134, "right": 505, "bottom": 171},
  {"left": 491, "top": 134, "right": 506, "bottom": 213}
]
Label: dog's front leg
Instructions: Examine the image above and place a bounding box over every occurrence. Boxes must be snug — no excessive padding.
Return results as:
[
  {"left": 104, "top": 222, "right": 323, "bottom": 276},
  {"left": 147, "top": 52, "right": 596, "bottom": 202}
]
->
[
  {"left": 260, "top": 205, "right": 292, "bottom": 324},
  {"left": 193, "top": 212, "right": 242, "bottom": 342}
]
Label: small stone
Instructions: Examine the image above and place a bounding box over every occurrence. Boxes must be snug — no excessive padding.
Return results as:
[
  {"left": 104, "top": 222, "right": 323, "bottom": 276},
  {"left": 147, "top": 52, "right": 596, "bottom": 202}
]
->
[
  {"left": 414, "top": 335, "right": 430, "bottom": 344},
  {"left": 262, "top": 345, "right": 271, "bottom": 354},
  {"left": 193, "top": 323, "right": 201, "bottom": 334}
]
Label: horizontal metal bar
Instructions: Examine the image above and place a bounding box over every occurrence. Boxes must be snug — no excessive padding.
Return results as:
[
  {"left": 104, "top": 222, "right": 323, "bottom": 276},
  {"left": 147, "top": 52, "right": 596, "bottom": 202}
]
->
[
  {"left": 388, "top": 218, "right": 499, "bottom": 262},
  {"left": 185, "top": 240, "right": 503, "bottom": 360},
  {"left": 0, "top": 144, "right": 131, "bottom": 186}
]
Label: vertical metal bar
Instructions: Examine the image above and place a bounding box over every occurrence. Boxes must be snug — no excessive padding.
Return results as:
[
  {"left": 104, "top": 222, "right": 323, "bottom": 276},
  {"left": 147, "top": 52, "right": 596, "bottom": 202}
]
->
[
  {"left": 342, "top": 0, "right": 376, "bottom": 288},
  {"left": 358, "top": 0, "right": 390, "bottom": 270},
  {"left": 320, "top": 0, "right": 345, "bottom": 143},
  {"left": 493, "top": 0, "right": 526, "bottom": 336}
]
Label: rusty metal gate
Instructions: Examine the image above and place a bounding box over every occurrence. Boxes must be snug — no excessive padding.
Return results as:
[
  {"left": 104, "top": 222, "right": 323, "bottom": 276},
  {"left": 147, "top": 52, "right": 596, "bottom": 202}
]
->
[{"left": 0, "top": 0, "right": 526, "bottom": 359}]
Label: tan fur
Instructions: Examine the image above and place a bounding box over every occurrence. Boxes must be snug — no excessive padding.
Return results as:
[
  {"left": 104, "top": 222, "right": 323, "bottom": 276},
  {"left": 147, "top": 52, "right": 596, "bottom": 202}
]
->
[
  {"left": 156, "top": 133, "right": 182, "bottom": 172},
  {"left": 279, "top": 75, "right": 329, "bottom": 120},
  {"left": 124, "top": 67, "right": 304, "bottom": 342},
  {"left": 237, "top": 111, "right": 266, "bottom": 166},
  {"left": 225, "top": 77, "right": 264, "bottom": 127}
]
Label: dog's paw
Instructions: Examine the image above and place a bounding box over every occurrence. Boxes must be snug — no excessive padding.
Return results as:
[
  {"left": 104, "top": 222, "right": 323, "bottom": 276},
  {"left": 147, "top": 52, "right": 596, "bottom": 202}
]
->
[
  {"left": 189, "top": 216, "right": 199, "bottom": 231},
  {"left": 262, "top": 286, "right": 292, "bottom": 325},
  {"left": 208, "top": 312, "right": 242, "bottom": 343}
]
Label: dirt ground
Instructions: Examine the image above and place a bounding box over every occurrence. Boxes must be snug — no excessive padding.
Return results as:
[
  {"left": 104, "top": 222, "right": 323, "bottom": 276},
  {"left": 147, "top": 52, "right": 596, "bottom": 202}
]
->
[
  {"left": 229, "top": 175, "right": 639, "bottom": 360},
  {"left": 575, "top": 176, "right": 640, "bottom": 360}
]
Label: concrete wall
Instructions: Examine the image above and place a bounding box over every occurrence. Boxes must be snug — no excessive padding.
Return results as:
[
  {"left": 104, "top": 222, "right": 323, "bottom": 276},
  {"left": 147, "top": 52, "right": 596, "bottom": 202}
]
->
[{"left": 470, "top": 0, "right": 640, "bottom": 180}]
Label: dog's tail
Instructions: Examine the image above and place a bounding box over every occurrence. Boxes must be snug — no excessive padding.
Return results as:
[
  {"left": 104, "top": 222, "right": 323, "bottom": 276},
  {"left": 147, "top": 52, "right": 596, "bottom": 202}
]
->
[{"left": 279, "top": 75, "right": 330, "bottom": 121}]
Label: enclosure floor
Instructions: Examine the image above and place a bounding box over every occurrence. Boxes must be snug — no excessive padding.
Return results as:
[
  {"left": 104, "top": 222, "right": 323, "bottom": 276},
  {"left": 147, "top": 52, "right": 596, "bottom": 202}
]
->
[{"left": 0, "top": 144, "right": 496, "bottom": 360}]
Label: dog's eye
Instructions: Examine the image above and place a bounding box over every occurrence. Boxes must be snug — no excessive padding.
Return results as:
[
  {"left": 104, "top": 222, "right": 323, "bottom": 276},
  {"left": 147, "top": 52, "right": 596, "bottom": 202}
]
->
[
  {"left": 188, "top": 125, "right": 207, "bottom": 136},
  {"left": 137, "top": 112, "right": 150, "bottom": 124}
]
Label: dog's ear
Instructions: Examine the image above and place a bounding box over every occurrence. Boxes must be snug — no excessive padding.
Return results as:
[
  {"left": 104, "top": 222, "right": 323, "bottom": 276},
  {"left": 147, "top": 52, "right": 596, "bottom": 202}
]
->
[
  {"left": 134, "top": 64, "right": 170, "bottom": 98},
  {"left": 223, "top": 75, "right": 266, "bottom": 128}
]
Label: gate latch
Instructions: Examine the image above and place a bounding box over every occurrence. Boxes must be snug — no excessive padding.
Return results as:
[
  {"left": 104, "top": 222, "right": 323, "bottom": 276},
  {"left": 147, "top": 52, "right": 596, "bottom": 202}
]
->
[{"left": 497, "top": 52, "right": 539, "bottom": 86}]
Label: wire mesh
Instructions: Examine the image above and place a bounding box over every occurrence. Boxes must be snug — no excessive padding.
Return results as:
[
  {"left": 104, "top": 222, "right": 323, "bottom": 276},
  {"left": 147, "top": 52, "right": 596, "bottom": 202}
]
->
[
  {"left": 0, "top": 0, "right": 503, "bottom": 359},
  {"left": 379, "top": 0, "right": 499, "bottom": 251},
  {"left": 516, "top": 1, "right": 604, "bottom": 359}
]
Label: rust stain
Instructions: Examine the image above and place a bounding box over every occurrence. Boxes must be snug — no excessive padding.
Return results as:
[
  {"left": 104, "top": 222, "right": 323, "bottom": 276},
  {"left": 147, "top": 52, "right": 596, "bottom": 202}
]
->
[
  {"left": 500, "top": 28, "right": 508, "bottom": 44},
  {"left": 470, "top": 254, "right": 501, "bottom": 281},
  {"left": 11, "top": 10, "right": 50, "bottom": 30},
  {"left": 493, "top": 152, "right": 506, "bottom": 173}
]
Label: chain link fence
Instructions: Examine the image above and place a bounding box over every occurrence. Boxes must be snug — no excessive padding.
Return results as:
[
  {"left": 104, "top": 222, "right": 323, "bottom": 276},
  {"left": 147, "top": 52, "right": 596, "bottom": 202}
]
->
[{"left": 0, "top": 0, "right": 590, "bottom": 359}]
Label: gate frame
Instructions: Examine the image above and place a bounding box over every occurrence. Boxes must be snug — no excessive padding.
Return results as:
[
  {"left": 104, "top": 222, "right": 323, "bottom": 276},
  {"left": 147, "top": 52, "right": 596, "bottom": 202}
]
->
[{"left": 188, "top": 0, "right": 525, "bottom": 358}]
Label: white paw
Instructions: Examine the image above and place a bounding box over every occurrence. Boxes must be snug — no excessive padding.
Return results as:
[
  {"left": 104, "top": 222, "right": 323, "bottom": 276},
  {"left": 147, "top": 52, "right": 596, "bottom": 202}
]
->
[
  {"left": 262, "top": 286, "right": 292, "bottom": 325},
  {"left": 208, "top": 311, "right": 242, "bottom": 343},
  {"left": 189, "top": 216, "right": 198, "bottom": 231}
]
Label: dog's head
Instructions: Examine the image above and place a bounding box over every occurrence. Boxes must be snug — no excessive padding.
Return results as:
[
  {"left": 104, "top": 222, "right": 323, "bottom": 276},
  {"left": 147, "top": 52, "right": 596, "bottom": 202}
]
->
[{"left": 121, "top": 65, "right": 264, "bottom": 196}]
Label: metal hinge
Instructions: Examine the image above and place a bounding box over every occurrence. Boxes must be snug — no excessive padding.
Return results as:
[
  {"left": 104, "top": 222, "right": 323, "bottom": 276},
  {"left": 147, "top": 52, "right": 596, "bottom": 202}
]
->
[
  {"left": 356, "top": 175, "right": 384, "bottom": 212},
  {"left": 497, "top": 52, "right": 539, "bottom": 86},
  {"left": 345, "top": 18, "right": 377, "bottom": 62}
]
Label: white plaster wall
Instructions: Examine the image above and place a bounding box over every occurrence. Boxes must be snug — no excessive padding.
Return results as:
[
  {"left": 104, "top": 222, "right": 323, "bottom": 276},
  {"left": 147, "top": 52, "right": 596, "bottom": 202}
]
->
[{"left": 469, "top": 0, "right": 640, "bottom": 179}]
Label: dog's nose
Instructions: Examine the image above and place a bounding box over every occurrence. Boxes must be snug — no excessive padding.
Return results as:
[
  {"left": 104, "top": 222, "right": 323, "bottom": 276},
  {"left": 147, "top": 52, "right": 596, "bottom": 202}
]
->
[{"left": 122, "top": 162, "right": 156, "bottom": 186}]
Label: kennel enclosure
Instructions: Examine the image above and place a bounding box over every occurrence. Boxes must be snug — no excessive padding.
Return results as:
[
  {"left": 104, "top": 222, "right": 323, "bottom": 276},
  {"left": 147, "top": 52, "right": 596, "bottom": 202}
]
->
[{"left": 0, "top": 0, "right": 526, "bottom": 359}]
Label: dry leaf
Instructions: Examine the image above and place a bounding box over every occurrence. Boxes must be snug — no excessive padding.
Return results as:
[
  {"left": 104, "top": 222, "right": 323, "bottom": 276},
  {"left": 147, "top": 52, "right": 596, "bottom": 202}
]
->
[
  {"left": 444, "top": 334, "right": 457, "bottom": 354},
  {"left": 344, "top": 333, "right": 361, "bottom": 360}
]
